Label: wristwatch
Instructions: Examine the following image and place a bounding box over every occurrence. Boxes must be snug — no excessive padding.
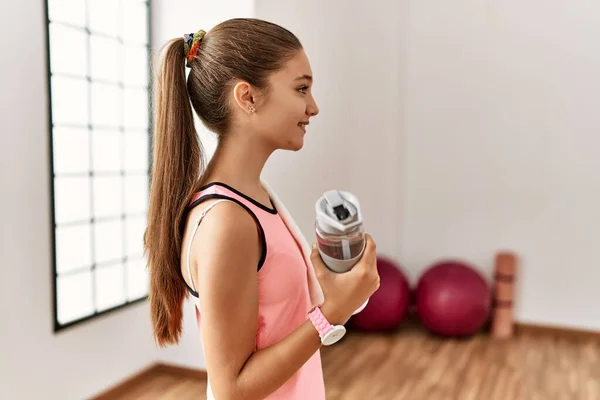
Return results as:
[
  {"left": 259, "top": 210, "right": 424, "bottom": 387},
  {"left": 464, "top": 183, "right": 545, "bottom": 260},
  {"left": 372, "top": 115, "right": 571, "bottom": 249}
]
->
[{"left": 308, "top": 305, "right": 346, "bottom": 346}]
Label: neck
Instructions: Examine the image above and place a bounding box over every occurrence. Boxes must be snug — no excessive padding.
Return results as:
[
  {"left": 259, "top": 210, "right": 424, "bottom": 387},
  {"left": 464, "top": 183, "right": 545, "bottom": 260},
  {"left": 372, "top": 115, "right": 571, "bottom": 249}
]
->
[{"left": 204, "top": 133, "right": 273, "bottom": 194}]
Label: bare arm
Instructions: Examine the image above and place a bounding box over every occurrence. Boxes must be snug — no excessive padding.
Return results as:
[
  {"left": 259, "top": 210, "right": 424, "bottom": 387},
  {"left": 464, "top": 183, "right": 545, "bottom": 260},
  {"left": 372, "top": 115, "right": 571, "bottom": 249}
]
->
[{"left": 192, "top": 203, "right": 342, "bottom": 400}]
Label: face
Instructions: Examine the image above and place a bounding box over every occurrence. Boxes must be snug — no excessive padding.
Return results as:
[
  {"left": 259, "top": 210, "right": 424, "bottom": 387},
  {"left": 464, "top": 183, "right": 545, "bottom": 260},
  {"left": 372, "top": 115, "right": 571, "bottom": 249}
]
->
[{"left": 250, "top": 50, "right": 320, "bottom": 151}]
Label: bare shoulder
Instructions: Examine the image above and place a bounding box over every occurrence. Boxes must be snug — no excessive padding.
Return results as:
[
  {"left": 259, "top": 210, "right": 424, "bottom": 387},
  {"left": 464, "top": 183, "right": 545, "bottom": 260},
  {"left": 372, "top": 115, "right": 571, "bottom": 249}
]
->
[
  {"left": 186, "top": 199, "right": 261, "bottom": 276},
  {"left": 183, "top": 200, "right": 262, "bottom": 391}
]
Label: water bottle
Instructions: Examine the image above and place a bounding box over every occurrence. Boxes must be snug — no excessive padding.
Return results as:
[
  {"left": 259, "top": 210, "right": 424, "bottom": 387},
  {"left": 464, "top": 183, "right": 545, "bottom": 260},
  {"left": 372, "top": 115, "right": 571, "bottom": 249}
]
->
[{"left": 315, "top": 190, "right": 369, "bottom": 314}]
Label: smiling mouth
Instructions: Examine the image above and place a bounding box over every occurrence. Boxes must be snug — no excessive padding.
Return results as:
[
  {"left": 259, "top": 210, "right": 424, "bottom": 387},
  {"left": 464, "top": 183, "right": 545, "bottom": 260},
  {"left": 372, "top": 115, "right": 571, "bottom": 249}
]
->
[{"left": 297, "top": 122, "right": 309, "bottom": 132}]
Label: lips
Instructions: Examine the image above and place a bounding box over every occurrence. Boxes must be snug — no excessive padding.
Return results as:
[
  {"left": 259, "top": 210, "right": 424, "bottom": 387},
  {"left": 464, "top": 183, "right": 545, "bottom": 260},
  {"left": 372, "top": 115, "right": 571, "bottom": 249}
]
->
[{"left": 297, "top": 121, "right": 309, "bottom": 132}]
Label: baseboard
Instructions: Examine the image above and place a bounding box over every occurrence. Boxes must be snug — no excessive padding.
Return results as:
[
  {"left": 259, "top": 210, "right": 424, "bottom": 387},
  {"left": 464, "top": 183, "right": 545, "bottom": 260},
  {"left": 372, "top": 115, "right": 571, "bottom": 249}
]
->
[
  {"left": 515, "top": 322, "right": 600, "bottom": 341},
  {"left": 154, "top": 363, "right": 208, "bottom": 379},
  {"left": 90, "top": 363, "right": 207, "bottom": 400},
  {"left": 90, "top": 363, "right": 162, "bottom": 400}
]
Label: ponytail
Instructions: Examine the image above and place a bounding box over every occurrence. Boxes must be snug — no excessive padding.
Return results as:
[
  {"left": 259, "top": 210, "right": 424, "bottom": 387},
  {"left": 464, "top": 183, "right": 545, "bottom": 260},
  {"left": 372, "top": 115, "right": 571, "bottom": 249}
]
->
[
  {"left": 145, "top": 38, "right": 205, "bottom": 347},
  {"left": 144, "top": 18, "right": 305, "bottom": 347}
]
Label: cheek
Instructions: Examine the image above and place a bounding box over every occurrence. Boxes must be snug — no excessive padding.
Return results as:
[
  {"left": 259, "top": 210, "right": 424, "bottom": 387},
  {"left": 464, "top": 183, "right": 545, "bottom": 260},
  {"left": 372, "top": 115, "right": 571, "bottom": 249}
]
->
[
  {"left": 267, "top": 98, "right": 304, "bottom": 128},
  {"left": 256, "top": 90, "right": 306, "bottom": 140},
  {"left": 284, "top": 99, "right": 306, "bottom": 125}
]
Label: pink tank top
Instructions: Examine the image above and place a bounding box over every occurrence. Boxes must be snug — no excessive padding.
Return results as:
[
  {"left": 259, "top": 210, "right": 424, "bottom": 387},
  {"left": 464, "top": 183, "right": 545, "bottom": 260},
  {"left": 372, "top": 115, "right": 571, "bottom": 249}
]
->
[{"left": 184, "top": 182, "right": 326, "bottom": 400}]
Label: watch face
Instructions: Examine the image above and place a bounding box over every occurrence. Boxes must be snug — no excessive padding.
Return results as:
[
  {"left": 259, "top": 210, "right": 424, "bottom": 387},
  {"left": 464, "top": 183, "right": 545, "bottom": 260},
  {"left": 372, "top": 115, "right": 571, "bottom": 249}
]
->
[{"left": 323, "top": 325, "right": 346, "bottom": 346}]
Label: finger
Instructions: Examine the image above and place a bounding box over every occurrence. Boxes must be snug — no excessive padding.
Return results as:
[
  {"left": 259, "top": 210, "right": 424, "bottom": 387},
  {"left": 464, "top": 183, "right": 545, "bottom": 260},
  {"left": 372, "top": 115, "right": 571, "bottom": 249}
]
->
[
  {"left": 310, "top": 243, "right": 327, "bottom": 271},
  {"left": 364, "top": 234, "right": 376, "bottom": 254},
  {"left": 363, "top": 235, "right": 378, "bottom": 270},
  {"left": 358, "top": 235, "right": 375, "bottom": 260}
]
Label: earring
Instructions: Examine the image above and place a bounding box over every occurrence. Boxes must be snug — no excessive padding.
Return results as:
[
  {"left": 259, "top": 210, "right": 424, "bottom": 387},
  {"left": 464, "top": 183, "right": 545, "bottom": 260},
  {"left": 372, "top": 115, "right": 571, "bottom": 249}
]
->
[{"left": 248, "top": 105, "right": 256, "bottom": 114}]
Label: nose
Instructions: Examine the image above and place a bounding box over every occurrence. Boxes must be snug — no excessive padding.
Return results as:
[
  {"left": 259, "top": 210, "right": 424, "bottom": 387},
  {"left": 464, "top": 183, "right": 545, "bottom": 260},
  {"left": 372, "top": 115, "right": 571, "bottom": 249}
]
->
[{"left": 306, "top": 97, "right": 319, "bottom": 117}]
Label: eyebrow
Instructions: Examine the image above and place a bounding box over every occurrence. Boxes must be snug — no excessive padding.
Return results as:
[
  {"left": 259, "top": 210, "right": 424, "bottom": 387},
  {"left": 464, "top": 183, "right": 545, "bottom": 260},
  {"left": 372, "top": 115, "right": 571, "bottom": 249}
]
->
[{"left": 294, "top": 74, "right": 313, "bottom": 82}]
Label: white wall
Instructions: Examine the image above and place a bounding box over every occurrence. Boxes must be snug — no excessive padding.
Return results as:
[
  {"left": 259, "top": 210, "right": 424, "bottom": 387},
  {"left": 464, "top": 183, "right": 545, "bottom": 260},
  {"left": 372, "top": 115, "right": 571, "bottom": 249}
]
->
[
  {"left": 401, "top": 1, "right": 600, "bottom": 330},
  {"left": 0, "top": 0, "right": 253, "bottom": 398},
  {"left": 256, "top": 0, "right": 600, "bottom": 332},
  {"left": 0, "top": 1, "right": 159, "bottom": 398},
  {"left": 256, "top": 0, "right": 404, "bottom": 263}
]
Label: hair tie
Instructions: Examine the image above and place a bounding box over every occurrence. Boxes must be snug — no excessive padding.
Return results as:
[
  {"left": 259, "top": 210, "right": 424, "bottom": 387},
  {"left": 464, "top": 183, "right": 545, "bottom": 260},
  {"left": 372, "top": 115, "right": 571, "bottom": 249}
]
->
[{"left": 183, "top": 30, "right": 206, "bottom": 67}]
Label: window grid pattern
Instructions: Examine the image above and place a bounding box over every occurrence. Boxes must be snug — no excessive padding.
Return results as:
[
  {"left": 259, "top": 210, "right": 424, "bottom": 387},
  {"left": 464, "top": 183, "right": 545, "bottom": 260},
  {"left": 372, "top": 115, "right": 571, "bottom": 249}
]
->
[{"left": 46, "top": 0, "right": 152, "bottom": 331}]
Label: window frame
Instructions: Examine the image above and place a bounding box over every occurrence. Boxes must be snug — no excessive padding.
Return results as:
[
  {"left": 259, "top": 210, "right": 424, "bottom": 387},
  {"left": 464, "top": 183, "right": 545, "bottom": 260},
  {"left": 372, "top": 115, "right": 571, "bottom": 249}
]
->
[{"left": 43, "top": 0, "right": 154, "bottom": 332}]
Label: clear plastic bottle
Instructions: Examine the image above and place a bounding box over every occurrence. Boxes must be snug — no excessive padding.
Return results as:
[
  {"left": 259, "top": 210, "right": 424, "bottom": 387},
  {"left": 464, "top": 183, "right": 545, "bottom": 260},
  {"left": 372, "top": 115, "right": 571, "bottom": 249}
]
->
[
  {"left": 315, "top": 190, "right": 368, "bottom": 314},
  {"left": 315, "top": 221, "right": 365, "bottom": 273}
]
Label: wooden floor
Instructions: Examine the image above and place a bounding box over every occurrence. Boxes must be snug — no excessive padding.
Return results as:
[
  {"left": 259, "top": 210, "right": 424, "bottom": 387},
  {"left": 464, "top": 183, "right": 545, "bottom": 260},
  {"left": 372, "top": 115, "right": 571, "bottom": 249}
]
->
[{"left": 93, "top": 325, "right": 600, "bottom": 400}]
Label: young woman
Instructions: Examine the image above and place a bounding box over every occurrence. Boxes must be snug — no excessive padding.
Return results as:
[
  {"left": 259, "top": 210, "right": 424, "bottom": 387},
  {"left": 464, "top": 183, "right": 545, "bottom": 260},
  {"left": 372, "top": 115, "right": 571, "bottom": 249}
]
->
[{"left": 144, "top": 18, "right": 380, "bottom": 400}]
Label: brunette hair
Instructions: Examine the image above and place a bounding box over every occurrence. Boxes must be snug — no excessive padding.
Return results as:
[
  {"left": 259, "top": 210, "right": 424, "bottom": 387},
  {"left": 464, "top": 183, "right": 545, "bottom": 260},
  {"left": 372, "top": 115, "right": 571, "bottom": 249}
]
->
[{"left": 144, "top": 18, "right": 302, "bottom": 347}]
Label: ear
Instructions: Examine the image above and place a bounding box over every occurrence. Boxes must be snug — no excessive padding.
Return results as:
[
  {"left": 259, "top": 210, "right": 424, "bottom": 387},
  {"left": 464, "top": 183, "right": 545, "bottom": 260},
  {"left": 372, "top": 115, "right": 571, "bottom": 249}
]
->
[{"left": 232, "top": 80, "right": 257, "bottom": 114}]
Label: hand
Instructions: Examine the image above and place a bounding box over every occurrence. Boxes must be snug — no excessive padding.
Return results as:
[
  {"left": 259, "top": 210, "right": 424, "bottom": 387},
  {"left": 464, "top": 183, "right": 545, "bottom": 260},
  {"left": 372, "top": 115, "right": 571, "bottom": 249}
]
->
[{"left": 311, "top": 234, "right": 380, "bottom": 325}]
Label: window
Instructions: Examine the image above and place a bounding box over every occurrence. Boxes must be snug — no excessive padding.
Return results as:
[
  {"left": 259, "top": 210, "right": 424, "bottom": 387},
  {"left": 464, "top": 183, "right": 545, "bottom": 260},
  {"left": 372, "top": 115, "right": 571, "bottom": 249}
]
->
[{"left": 45, "top": 0, "right": 152, "bottom": 331}]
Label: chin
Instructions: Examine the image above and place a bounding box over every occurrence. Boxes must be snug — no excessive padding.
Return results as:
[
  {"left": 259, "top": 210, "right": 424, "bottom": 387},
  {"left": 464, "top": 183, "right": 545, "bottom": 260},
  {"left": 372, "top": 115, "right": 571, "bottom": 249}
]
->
[
  {"left": 273, "top": 128, "right": 306, "bottom": 151},
  {"left": 289, "top": 139, "right": 305, "bottom": 151},
  {"left": 278, "top": 137, "right": 304, "bottom": 152}
]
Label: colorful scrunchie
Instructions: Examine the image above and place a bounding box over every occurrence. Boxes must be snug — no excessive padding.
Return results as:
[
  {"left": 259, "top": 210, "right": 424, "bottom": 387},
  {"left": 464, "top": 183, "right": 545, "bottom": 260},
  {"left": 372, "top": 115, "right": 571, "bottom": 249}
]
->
[{"left": 183, "top": 30, "right": 206, "bottom": 67}]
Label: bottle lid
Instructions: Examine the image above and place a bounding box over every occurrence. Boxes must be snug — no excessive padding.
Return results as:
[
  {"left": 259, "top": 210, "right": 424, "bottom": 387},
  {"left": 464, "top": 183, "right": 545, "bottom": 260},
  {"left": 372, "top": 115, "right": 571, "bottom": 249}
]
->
[{"left": 315, "top": 190, "right": 363, "bottom": 234}]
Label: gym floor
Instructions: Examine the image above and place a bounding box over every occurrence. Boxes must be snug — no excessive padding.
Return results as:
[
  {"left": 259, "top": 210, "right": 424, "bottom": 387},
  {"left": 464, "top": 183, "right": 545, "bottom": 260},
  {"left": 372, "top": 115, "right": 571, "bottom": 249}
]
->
[
  {"left": 322, "top": 326, "right": 600, "bottom": 400},
  {"left": 94, "top": 323, "right": 600, "bottom": 399}
]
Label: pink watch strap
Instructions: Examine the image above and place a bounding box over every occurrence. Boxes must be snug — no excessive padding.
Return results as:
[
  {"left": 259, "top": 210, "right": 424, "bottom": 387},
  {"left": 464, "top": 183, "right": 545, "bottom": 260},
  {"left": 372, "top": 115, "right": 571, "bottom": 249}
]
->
[
  {"left": 308, "top": 306, "right": 334, "bottom": 337},
  {"left": 308, "top": 305, "right": 346, "bottom": 346}
]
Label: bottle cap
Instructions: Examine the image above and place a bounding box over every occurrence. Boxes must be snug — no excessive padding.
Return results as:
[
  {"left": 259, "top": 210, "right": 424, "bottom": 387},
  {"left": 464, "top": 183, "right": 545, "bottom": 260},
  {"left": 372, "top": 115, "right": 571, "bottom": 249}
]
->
[{"left": 315, "top": 190, "right": 363, "bottom": 234}]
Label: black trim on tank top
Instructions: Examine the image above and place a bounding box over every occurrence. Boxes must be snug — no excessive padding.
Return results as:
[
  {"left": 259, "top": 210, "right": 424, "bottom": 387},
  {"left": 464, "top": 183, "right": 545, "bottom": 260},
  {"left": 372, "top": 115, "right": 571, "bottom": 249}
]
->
[
  {"left": 197, "top": 181, "right": 278, "bottom": 214},
  {"left": 181, "top": 194, "right": 268, "bottom": 298}
]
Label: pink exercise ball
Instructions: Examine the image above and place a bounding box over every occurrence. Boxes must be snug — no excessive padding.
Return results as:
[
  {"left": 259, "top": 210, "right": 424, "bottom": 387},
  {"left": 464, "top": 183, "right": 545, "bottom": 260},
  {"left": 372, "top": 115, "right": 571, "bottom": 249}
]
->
[
  {"left": 350, "top": 257, "right": 411, "bottom": 331},
  {"left": 415, "top": 260, "right": 491, "bottom": 337}
]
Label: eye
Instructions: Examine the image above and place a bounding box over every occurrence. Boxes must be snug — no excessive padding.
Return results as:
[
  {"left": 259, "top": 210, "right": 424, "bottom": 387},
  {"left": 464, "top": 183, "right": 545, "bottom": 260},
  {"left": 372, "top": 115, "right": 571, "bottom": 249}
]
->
[{"left": 297, "top": 85, "right": 309, "bottom": 94}]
